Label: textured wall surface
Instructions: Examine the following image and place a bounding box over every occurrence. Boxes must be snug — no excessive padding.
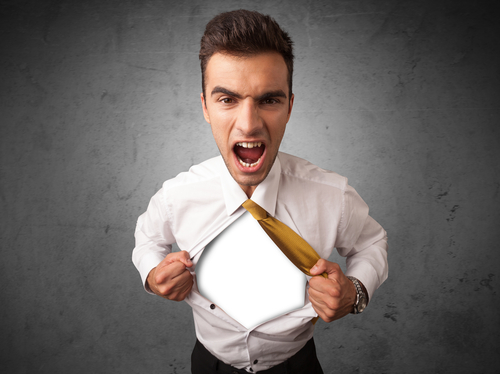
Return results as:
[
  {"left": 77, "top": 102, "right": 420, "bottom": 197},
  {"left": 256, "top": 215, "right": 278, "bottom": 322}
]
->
[{"left": 1, "top": 0, "right": 499, "bottom": 373}]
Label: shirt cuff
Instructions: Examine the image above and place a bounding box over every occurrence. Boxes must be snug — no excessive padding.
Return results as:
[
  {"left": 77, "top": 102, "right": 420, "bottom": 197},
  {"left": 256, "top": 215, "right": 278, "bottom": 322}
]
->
[
  {"left": 136, "top": 252, "right": 167, "bottom": 294},
  {"left": 345, "top": 247, "right": 387, "bottom": 302}
]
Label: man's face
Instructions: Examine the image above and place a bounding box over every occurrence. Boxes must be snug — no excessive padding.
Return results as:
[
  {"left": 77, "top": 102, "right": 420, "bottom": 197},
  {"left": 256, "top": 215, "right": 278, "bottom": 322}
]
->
[{"left": 201, "top": 52, "right": 294, "bottom": 197}]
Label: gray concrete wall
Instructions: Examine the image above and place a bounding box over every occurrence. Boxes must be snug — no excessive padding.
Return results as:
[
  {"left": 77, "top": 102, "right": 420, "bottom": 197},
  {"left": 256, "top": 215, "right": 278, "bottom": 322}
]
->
[{"left": 1, "top": 0, "right": 499, "bottom": 373}]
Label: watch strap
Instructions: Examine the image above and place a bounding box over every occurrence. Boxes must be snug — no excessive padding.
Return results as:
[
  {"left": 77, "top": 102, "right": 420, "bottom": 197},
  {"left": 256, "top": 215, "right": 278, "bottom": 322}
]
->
[{"left": 347, "top": 276, "right": 366, "bottom": 314}]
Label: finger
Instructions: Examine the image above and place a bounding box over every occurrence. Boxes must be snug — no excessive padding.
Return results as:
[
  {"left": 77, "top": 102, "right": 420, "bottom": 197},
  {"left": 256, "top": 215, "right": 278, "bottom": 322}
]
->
[
  {"left": 308, "top": 276, "right": 322, "bottom": 292},
  {"left": 308, "top": 286, "right": 326, "bottom": 305},
  {"left": 310, "top": 259, "right": 341, "bottom": 279},
  {"left": 156, "top": 268, "right": 192, "bottom": 294},
  {"left": 308, "top": 275, "right": 329, "bottom": 293},
  {"left": 309, "top": 278, "right": 341, "bottom": 299},
  {"left": 309, "top": 293, "right": 328, "bottom": 311},
  {"left": 174, "top": 272, "right": 194, "bottom": 300},
  {"left": 309, "top": 274, "right": 338, "bottom": 296},
  {"left": 159, "top": 250, "right": 193, "bottom": 269},
  {"left": 170, "top": 271, "right": 193, "bottom": 299},
  {"left": 309, "top": 288, "right": 343, "bottom": 317},
  {"left": 156, "top": 260, "right": 192, "bottom": 285},
  {"left": 309, "top": 295, "right": 336, "bottom": 322},
  {"left": 160, "top": 270, "right": 193, "bottom": 300}
]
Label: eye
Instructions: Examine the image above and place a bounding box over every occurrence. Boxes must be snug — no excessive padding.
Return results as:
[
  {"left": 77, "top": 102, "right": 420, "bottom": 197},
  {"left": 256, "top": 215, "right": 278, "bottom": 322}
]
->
[
  {"left": 262, "top": 98, "right": 279, "bottom": 104},
  {"left": 220, "top": 98, "right": 234, "bottom": 104}
]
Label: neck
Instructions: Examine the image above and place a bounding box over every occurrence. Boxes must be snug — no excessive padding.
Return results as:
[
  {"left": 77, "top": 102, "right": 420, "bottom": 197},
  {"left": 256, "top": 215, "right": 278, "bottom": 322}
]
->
[{"left": 240, "top": 184, "right": 257, "bottom": 198}]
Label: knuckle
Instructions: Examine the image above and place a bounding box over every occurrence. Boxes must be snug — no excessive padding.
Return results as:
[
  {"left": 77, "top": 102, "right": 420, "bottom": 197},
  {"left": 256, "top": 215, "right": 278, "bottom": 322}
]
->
[
  {"left": 329, "top": 287, "right": 341, "bottom": 299},
  {"left": 328, "top": 262, "right": 339, "bottom": 272},
  {"left": 169, "top": 261, "right": 186, "bottom": 273},
  {"left": 325, "top": 300, "right": 336, "bottom": 311},
  {"left": 168, "top": 294, "right": 181, "bottom": 301},
  {"left": 325, "top": 309, "right": 336, "bottom": 319},
  {"left": 317, "top": 258, "right": 327, "bottom": 267},
  {"left": 309, "top": 277, "right": 318, "bottom": 287},
  {"left": 154, "top": 273, "right": 164, "bottom": 286},
  {"left": 325, "top": 296, "right": 340, "bottom": 310},
  {"left": 161, "top": 283, "right": 174, "bottom": 296},
  {"left": 164, "top": 253, "right": 175, "bottom": 262}
]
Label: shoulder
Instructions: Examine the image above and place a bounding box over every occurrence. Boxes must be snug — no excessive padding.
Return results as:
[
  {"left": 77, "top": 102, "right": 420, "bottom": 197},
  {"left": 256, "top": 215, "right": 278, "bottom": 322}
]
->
[
  {"left": 278, "top": 152, "right": 348, "bottom": 192},
  {"left": 160, "top": 156, "right": 224, "bottom": 204},
  {"left": 162, "top": 156, "right": 222, "bottom": 190}
]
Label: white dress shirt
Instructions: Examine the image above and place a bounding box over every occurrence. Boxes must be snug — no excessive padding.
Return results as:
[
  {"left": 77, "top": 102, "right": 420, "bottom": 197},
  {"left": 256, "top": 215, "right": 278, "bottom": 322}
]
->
[{"left": 132, "top": 152, "right": 388, "bottom": 372}]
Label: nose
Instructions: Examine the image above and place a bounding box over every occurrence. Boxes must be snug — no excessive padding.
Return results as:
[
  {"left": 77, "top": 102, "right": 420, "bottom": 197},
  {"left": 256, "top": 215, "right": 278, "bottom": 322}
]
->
[{"left": 235, "top": 99, "right": 263, "bottom": 135}]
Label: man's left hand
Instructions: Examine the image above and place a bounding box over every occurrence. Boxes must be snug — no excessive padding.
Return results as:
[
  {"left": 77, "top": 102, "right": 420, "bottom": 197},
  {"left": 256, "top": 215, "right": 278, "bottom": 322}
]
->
[{"left": 308, "top": 259, "right": 357, "bottom": 322}]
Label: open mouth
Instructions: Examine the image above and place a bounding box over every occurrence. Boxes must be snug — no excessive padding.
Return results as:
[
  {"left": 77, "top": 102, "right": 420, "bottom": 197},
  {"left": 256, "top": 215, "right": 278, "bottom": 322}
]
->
[{"left": 234, "top": 142, "right": 265, "bottom": 168}]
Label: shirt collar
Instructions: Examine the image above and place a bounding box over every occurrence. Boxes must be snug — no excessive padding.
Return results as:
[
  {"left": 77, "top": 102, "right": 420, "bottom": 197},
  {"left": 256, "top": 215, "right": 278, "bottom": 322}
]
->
[{"left": 219, "top": 155, "right": 281, "bottom": 217}]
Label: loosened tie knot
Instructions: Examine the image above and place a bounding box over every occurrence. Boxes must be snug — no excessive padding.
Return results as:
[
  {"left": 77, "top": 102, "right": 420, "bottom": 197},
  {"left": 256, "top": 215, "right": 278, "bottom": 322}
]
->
[{"left": 242, "top": 199, "right": 268, "bottom": 221}]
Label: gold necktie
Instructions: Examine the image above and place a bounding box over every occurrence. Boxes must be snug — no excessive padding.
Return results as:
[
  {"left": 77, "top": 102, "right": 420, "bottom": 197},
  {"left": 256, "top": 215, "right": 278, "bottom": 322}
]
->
[{"left": 242, "top": 199, "right": 327, "bottom": 279}]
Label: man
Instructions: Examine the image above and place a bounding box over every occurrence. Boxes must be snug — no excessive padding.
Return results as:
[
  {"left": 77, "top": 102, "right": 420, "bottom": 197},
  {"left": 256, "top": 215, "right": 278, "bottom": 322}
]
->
[{"left": 133, "top": 10, "right": 388, "bottom": 374}]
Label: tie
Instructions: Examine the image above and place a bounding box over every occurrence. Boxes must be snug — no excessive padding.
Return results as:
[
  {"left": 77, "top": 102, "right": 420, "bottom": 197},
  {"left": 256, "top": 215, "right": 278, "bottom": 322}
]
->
[{"left": 242, "top": 199, "right": 327, "bottom": 279}]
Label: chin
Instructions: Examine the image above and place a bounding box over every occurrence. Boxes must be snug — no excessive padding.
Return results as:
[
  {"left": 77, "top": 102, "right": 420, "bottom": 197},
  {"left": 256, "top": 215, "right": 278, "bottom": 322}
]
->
[
  {"left": 234, "top": 165, "right": 271, "bottom": 188},
  {"left": 233, "top": 173, "right": 263, "bottom": 187}
]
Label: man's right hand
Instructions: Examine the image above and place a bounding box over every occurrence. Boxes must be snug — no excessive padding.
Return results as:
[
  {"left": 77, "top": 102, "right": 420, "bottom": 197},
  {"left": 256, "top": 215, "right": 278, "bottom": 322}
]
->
[{"left": 147, "top": 251, "right": 194, "bottom": 301}]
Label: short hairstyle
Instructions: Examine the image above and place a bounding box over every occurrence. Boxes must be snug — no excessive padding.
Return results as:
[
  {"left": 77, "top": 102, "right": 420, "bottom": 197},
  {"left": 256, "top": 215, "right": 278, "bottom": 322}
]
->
[{"left": 199, "top": 10, "right": 294, "bottom": 99}]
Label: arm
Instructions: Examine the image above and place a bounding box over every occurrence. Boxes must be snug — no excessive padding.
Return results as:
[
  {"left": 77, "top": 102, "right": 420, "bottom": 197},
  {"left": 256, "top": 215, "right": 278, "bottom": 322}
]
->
[
  {"left": 308, "top": 184, "right": 388, "bottom": 322},
  {"left": 132, "top": 188, "right": 193, "bottom": 300}
]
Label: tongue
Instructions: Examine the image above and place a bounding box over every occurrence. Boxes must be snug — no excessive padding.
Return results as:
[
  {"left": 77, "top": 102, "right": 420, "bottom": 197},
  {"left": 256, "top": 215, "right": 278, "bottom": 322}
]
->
[{"left": 235, "top": 145, "right": 264, "bottom": 164}]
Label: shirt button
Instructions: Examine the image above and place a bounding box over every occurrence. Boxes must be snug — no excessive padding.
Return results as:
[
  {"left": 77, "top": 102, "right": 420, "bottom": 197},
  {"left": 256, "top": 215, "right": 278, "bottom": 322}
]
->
[
  {"left": 253, "top": 360, "right": 258, "bottom": 364},
  {"left": 210, "top": 304, "right": 215, "bottom": 310}
]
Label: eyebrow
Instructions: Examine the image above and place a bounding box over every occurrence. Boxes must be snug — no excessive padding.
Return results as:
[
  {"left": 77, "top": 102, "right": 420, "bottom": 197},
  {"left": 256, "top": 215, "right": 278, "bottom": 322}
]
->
[{"left": 211, "top": 86, "right": 287, "bottom": 101}]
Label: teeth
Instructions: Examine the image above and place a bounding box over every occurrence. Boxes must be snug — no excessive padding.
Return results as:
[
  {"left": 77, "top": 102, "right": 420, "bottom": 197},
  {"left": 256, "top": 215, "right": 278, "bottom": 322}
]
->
[
  {"left": 236, "top": 142, "right": 262, "bottom": 148},
  {"left": 235, "top": 142, "right": 263, "bottom": 168},
  {"left": 238, "top": 157, "right": 261, "bottom": 168}
]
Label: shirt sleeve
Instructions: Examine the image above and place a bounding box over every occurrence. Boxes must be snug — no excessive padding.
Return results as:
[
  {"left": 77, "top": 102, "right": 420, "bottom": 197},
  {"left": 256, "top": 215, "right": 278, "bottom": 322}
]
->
[
  {"left": 132, "top": 188, "right": 176, "bottom": 293},
  {"left": 335, "top": 184, "right": 388, "bottom": 301}
]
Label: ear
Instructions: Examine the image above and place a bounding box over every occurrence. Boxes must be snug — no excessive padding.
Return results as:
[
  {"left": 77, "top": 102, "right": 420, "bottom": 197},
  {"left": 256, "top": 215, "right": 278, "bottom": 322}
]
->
[
  {"left": 286, "top": 93, "right": 295, "bottom": 122},
  {"left": 201, "top": 93, "right": 210, "bottom": 124}
]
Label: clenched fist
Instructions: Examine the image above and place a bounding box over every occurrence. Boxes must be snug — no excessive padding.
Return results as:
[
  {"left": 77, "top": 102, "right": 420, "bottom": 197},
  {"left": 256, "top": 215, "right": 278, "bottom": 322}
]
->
[
  {"left": 308, "top": 259, "right": 357, "bottom": 322},
  {"left": 147, "top": 251, "right": 194, "bottom": 301}
]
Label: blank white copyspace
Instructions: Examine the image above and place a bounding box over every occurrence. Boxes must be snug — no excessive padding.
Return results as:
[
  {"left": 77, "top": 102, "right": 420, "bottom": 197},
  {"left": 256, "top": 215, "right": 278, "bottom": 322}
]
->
[{"left": 196, "top": 211, "right": 307, "bottom": 329}]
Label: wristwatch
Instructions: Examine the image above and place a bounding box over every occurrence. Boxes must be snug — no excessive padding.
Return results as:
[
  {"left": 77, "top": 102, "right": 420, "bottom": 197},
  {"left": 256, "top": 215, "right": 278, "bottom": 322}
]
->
[{"left": 347, "top": 276, "right": 367, "bottom": 314}]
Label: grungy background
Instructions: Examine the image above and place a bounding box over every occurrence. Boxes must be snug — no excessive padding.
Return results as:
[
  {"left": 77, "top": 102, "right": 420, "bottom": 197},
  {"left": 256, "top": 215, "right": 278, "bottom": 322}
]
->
[{"left": 1, "top": 0, "right": 499, "bottom": 373}]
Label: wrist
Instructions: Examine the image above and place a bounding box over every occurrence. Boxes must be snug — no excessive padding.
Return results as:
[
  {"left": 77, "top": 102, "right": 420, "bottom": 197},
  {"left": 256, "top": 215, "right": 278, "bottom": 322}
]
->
[
  {"left": 348, "top": 279, "right": 357, "bottom": 313},
  {"left": 146, "top": 267, "right": 157, "bottom": 293},
  {"left": 347, "top": 276, "right": 368, "bottom": 314}
]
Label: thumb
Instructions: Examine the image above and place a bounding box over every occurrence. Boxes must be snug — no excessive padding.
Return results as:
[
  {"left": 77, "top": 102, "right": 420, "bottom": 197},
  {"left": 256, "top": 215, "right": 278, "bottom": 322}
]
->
[{"left": 310, "top": 259, "right": 338, "bottom": 279}]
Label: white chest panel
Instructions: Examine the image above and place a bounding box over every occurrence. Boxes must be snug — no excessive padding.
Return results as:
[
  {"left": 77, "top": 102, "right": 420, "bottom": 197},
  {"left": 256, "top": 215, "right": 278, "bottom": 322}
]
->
[{"left": 196, "top": 211, "right": 307, "bottom": 329}]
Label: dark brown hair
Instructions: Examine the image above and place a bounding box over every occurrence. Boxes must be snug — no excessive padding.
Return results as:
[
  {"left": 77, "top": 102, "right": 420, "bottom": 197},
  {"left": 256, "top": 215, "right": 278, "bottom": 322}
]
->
[{"left": 199, "top": 10, "right": 294, "bottom": 99}]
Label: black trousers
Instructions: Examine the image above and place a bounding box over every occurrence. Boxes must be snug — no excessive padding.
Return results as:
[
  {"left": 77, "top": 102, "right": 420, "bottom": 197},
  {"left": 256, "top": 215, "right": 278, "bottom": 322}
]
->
[{"left": 191, "top": 338, "right": 324, "bottom": 374}]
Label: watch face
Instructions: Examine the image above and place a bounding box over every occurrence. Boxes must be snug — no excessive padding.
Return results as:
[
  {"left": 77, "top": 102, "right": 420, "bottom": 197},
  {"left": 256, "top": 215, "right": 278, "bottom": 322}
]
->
[{"left": 358, "top": 296, "right": 368, "bottom": 313}]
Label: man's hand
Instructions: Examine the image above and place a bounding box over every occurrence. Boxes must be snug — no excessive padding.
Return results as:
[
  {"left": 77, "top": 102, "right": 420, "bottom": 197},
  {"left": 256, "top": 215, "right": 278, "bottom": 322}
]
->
[
  {"left": 308, "top": 259, "right": 357, "bottom": 322},
  {"left": 147, "top": 251, "right": 194, "bottom": 301}
]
